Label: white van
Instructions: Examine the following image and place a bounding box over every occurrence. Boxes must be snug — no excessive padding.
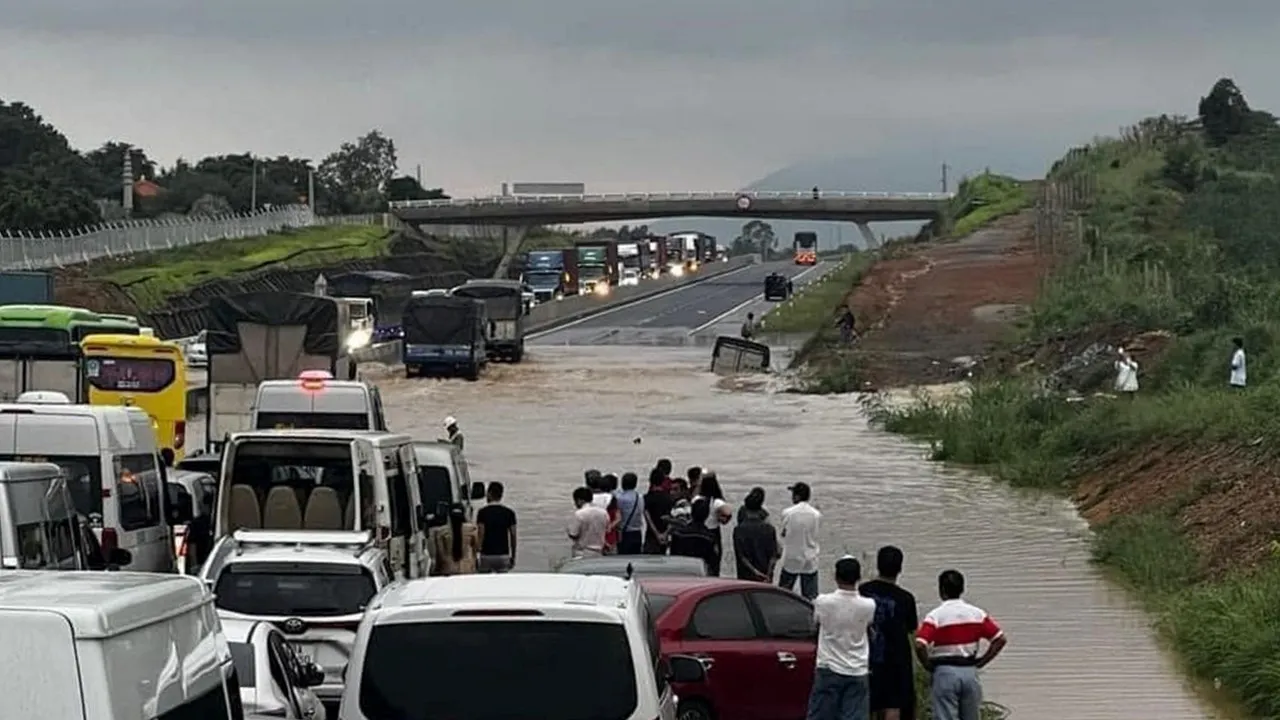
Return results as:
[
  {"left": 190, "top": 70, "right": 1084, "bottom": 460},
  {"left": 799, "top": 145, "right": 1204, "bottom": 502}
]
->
[
  {"left": 251, "top": 371, "right": 388, "bottom": 432},
  {"left": 0, "top": 402, "right": 179, "bottom": 572},
  {"left": 215, "top": 430, "right": 428, "bottom": 580},
  {"left": 0, "top": 461, "right": 96, "bottom": 570},
  {"left": 412, "top": 440, "right": 485, "bottom": 528},
  {"left": 337, "top": 574, "right": 706, "bottom": 720},
  {"left": 0, "top": 570, "right": 245, "bottom": 720}
]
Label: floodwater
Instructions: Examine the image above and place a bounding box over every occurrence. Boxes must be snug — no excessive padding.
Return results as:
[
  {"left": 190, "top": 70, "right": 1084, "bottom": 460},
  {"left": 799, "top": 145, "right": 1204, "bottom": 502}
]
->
[{"left": 197, "top": 345, "right": 1222, "bottom": 719}]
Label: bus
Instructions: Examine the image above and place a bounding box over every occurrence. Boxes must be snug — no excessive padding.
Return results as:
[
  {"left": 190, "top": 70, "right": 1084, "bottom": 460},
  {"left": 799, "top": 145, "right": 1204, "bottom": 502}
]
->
[
  {"left": 80, "top": 334, "right": 188, "bottom": 462},
  {"left": 0, "top": 305, "right": 101, "bottom": 401},
  {"left": 793, "top": 232, "right": 818, "bottom": 265}
]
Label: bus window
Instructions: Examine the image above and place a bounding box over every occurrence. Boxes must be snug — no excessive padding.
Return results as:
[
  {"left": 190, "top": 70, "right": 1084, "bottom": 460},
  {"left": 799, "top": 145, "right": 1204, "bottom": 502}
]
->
[{"left": 84, "top": 357, "right": 176, "bottom": 392}]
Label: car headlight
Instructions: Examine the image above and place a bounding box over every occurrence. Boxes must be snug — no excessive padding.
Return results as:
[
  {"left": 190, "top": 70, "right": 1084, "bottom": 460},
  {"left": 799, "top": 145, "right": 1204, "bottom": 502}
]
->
[
  {"left": 670, "top": 265, "right": 684, "bottom": 277},
  {"left": 345, "top": 329, "right": 373, "bottom": 350},
  {"left": 594, "top": 283, "right": 610, "bottom": 296}
]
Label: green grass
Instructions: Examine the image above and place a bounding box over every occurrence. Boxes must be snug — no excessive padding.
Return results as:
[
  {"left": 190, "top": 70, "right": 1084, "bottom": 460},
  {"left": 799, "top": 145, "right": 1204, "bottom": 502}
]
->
[
  {"left": 758, "top": 254, "right": 872, "bottom": 334},
  {"left": 106, "top": 225, "right": 393, "bottom": 306},
  {"left": 949, "top": 173, "right": 1033, "bottom": 237}
]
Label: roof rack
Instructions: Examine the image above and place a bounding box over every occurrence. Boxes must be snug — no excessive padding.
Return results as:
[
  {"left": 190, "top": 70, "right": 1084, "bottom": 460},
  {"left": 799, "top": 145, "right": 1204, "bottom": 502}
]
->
[{"left": 231, "top": 529, "right": 374, "bottom": 549}]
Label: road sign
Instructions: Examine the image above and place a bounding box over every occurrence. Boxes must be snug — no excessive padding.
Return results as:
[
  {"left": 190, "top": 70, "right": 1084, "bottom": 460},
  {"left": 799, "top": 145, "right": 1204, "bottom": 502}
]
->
[
  {"left": 510, "top": 182, "right": 586, "bottom": 195},
  {"left": 736, "top": 195, "right": 751, "bottom": 210}
]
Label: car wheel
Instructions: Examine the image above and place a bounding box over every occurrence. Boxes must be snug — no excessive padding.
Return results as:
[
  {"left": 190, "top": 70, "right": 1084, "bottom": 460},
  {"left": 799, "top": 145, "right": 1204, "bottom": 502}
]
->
[{"left": 678, "top": 699, "right": 714, "bottom": 720}]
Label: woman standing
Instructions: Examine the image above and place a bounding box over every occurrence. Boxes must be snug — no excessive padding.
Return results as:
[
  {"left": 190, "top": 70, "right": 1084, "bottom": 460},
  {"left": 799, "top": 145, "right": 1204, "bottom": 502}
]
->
[
  {"left": 431, "top": 503, "right": 478, "bottom": 575},
  {"left": 693, "top": 472, "right": 733, "bottom": 577}
]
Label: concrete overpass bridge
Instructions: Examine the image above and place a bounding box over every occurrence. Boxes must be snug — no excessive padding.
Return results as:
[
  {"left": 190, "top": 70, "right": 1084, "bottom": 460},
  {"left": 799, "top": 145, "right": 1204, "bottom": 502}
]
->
[{"left": 390, "top": 190, "right": 953, "bottom": 276}]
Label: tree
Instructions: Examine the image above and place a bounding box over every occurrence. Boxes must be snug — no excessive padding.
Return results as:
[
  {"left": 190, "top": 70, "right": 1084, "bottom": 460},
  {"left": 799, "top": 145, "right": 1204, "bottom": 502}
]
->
[
  {"left": 732, "top": 220, "right": 777, "bottom": 258},
  {"left": 317, "top": 130, "right": 398, "bottom": 214},
  {"left": 1198, "top": 78, "right": 1252, "bottom": 147},
  {"left": 0, "top": 100, "right": 100, "bottom": 231},
  {"left": 386, "top": 175, "right": 447, "bottom": 203},
  {"left": 83, "top": 141, "right": 157, "bottom": 197}
]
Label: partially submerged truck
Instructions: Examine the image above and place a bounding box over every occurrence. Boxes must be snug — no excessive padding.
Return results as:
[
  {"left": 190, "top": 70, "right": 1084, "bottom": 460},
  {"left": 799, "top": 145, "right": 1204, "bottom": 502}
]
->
[
  {"left": 522, "top": 249, "right": 575, "bottom": 302},
  {"left": 572, "top": 240, "right": 618, "bottom": 296},
  {"left": 401, "top": 295, "right": 488, "bottom": 380},
  {"left": 204, "top": 291, "right": 358, "bottom": 450},
  {"left": 451, "top": 279, "right": 527, "bottom": 362}
]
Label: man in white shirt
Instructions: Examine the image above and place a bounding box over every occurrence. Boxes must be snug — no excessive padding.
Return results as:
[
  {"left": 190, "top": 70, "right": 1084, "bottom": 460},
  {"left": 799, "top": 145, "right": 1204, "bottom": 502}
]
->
[
  {"left": 1230, "top": 337, "right": 1247, "bottom": 388},
  {"left": 567, "top": 487, "right": 609, "bottom": 557},
  {"left": 808, "top": 556, "right": 877, "bottom": 720},
  {"left": 780, "top": 482, "right": 821, "bottom": 599}
]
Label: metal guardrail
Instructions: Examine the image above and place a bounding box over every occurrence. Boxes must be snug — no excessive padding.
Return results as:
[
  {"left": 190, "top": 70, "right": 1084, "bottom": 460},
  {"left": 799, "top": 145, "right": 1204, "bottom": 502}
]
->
[{"left": 390, "top": 190, "right": 954, "bottom": 209}]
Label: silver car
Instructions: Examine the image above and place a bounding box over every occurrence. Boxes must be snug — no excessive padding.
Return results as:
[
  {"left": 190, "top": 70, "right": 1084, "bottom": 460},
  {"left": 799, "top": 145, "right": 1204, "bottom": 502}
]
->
[{"left": 222, "top": 618, "right": 325, "bottom": 719}]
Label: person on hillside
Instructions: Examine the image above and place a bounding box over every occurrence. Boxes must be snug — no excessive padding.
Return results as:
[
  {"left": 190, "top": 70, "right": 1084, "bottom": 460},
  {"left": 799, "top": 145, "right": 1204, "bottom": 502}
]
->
[
  {"left": 839, "top": 309, "right": 858, "bottom": 344},
  {"left": 860, "top": 546, "right": 920, "bottom": 720},
  {"left": 741, "top": 313, "right": 756, "bottom": 340},
  {"left": 475, "top": 482, "right": 517, "bottom": 573},
  {"left": 732, "top": 488, "right": 779, "bottom": 582},
  {"left": 915, "top": 570, "right": 1008, "bottom": 720},
  {"left": 1230, "top": 337, "right": 1247, "bottom": 389},
  {"left": 807, "top": 556, "right": 877, "bottom": 720},
  {"left": 1114, "top": 347, "right": 1139, "bottom": 397}
]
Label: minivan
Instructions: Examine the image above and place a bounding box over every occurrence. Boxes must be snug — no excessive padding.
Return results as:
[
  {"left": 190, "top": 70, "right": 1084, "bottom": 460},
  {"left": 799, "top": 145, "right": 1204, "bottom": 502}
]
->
[
  {"left": 251, "top": 371, "right": 388, "bottom": 432},
  {"left": 0, "top": 461, "right": 134, "bottom": 571}
]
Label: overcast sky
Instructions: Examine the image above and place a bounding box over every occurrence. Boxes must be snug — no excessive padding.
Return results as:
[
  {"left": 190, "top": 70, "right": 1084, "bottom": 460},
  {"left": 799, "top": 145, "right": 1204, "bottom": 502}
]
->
[{"left": 3, "top": 0, "right": 1278, "bottom": 196}]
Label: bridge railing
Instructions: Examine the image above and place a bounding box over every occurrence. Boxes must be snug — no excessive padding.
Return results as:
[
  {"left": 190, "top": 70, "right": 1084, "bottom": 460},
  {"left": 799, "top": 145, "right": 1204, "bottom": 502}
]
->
[{"left": 390, "top": 190, "right": 954, "bottom": 209}]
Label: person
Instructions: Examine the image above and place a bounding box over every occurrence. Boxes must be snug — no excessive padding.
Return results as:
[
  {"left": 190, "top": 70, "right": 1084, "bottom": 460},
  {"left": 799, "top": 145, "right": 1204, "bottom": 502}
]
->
[
  {"left": 643, "top": 470, "right": 676, "bottom": 554},
  {"left": 812, "top": 185, "right": 821, "bottom": 200},
  {"left": 780, "top": 481, "right": 821, "bottom": 599},
  {"left": 613, "top": 472, "right": 646, "bottom": 555},
  {"left": 1114, "top": 347, "right": 1138, "bottom": 397},
  {"left": 915, "top": 570, "right": 1007, "bottom": 720},
  {"left": 600, "top": 473, "right": 621, "bottom": 554},
  {"left": 859, "top": 546, "right": 919, "bottom": 720},
  {"left": 838, "top": 309, "right": 857, "bottom": 344},
  {"left": 567, "top": 486, "right": 609, "bottom": 557},
  {"left": 430, "top": 503, "right": 478, "bottom": 575},
  {"left": 741, "top": 313, "right": 756, "bottom": 340},
  {"left": 1230, "top": 337, "right": 1247, "bottom": 388},
  {"left": 444, "top": 416, "right": 464, "bottom": 450},
  {"left": 668, "top": 498, "right": 719, "bottom": 575},
  {"left": 161, "top": 448, "right": 175, "bottom": 467},
  {"left": 475, "top": 481, "right": 517, "bottom": 573},
  {"left": 694, "top": 472, "right": 733, "bottom": 577},
  {"left": 808, "top": 556, "right": 877, "bottom": 720},
  {"left": 732, "top": 487, "right": 779, "bottom": 582},
  {"left": 686, "top": 466, "right": 703, "bottom": 496},
  {"left": 588, "top": 470, "right": 611, "bottom": 509},
  {"left": 654, "top": 458, "right": 675, "bottom": 492},
  {"left": 669, "top": 477, "right": 693, "bottom": 526}
]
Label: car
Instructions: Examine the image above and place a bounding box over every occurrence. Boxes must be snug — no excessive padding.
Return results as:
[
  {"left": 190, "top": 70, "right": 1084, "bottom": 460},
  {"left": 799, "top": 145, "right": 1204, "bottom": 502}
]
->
[
  {"left": 557, "top": 554, "right": 707, "bottom": 579},
  {"left": 620, "top": 268, "right": 641, "bottom": 287},
  {"left": 222, "top": 617, "right": 326, "bottom": 719},
  {"left": 185, "top": 329, "right": 208, "bottom": 367},
  {"left": 639, "top": 576, "right": 818, "bottom": 720}
]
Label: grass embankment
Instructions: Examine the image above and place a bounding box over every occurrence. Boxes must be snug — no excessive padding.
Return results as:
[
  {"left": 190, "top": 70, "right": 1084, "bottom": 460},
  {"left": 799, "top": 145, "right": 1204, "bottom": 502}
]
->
[
  {"left": 107, "top": 225, "right": 393, "bottom": 308},
  {"left": 870, "top": 88, "right": 1280, "bottom": 718},
  {"left": 947, "top": 172, "right": 1032, "bottom": 237}
]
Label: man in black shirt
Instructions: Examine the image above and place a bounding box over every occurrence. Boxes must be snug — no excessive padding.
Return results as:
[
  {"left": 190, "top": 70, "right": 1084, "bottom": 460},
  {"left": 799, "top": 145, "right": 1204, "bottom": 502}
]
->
[
  {"left": 642, "top": 472, "right": 675, "bottom": 554},
  {"left": 475, "top": 482, "right": 517, "bottom": 573},
  {"left": 668, "top": 498, "right": 718, "bottom": 575},
  {"left": 859, "top": 545, "right": 920, "bottom": 720},
  {"left": 732, "top": 487, "right": 778, "bottom": 582}
]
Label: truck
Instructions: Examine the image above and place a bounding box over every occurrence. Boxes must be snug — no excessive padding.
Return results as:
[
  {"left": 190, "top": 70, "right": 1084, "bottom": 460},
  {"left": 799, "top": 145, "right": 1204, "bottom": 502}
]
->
[
  {"left": 793, "top": 232, "right": 818, "bottom": 265},
  {"left": 203, "top": 291, "right": 356, "bottom": 451},
  {"left": 572, "top": 240, "right": 618, "bottom": 296},
  {"left": 522, "top": 249, "right": 574, "bottom": 302},
  {"left": 645, "top": 236, "right": 669, "bottom": 277},
  {"left": 401, "top": 295, "right": 488, "bottom": 380},
  {"left": 451, "top": 279, "right": 527, "bottom": 362},
  {"left": 0, "top": 271, "right": 54, "bottom": 305}
]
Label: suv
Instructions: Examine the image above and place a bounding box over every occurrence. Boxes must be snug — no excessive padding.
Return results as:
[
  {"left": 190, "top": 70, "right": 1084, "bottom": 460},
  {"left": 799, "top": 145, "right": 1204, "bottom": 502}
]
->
[{"left": 200, "top": 529, "right": 396, "bottom": 715}]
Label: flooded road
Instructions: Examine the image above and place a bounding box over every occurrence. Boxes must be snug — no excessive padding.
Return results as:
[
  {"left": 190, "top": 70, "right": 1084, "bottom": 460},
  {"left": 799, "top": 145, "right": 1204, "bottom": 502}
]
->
[{"left": 362, "top": 345, "right": 1220, "bottom": 720}]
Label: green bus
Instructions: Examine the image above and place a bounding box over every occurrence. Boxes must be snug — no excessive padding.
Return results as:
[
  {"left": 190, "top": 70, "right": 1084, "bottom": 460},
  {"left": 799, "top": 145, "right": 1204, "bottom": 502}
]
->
[{"left": 0, "top": 305, "right": 141, "bottom": 400}]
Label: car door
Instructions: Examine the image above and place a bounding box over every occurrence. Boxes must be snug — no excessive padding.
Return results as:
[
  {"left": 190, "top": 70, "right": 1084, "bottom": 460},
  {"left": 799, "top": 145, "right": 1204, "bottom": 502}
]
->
[
  {"left": 748, "top": 589, "right": 819, "bottom": 720},
  {"left": 274, "top": 631, "right": 325, "bottom": 719},
  {"left": 679, "top": 590, "right": 777, "bottom": 720},
  {"left": 396, "top": 443, "right": 427, "bottom": 577}
]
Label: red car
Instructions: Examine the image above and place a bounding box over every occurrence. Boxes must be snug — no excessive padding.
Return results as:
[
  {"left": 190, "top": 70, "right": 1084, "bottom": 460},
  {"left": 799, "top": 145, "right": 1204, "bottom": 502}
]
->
[{"left": 640, "top": 577, "right": 818, "bottom": 720}]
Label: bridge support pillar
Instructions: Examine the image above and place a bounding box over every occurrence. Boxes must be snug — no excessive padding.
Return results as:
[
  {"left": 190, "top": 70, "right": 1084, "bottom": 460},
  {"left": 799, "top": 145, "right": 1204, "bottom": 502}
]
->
[
  {"left": 855, "top": 222, "right": 879, "bottom": 249},
  {"left": 492, "top": 225, "right": 530, "bottom": 279}
]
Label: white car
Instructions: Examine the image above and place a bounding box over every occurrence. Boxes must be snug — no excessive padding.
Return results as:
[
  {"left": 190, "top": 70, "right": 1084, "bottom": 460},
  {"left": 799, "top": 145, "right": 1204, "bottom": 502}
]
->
[
  {"left": 185, "top": 329, "right": 208, "bottom": 367},
  {"left": 620, "top": 269, "right": 640, "bottom": 287},
  {"left": 222, "top": 617, "right": 326, "bottom": 719}
]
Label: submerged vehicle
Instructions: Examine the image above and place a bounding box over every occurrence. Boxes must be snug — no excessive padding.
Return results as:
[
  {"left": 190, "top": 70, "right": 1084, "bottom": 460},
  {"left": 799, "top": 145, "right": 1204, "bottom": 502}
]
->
[
  {"left": 401, "top": 295, "right": 488, "bottom": 380},
  {"left": 451, "top": 279, "right": 527, "bottom": 362}
]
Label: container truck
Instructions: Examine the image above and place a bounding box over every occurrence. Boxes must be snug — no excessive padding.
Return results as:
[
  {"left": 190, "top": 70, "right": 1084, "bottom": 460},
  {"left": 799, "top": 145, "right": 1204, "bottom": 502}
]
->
[
  {"left": 522, "top": 249, "right": 574, "bottom": 302},
  {"left": 572, "top": 240, "right": 618, "bottom": 296}
]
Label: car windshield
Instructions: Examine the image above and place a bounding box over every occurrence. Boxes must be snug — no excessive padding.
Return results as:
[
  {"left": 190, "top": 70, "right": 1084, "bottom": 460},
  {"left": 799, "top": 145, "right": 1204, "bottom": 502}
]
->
[
  {"left": 359, "top": 620, "right": 637, "bottom": 720},
  {"left": 228, "top": 642, "right": 256, "bottom": 687},
  {"left": 215, "top": 561, "right": 377, "bottom": 616}
]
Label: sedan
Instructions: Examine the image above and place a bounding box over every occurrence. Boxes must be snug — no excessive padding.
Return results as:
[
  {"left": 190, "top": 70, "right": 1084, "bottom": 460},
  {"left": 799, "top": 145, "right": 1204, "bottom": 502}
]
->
[
  {"left": 222, "top": 618, "right": 327, "bottom": 719},
  {"left": 184, "top": 330, "right": 208, "bottom": 367},
  {"left": 639, "top": 577, "right": 818, "bottom": 720}
]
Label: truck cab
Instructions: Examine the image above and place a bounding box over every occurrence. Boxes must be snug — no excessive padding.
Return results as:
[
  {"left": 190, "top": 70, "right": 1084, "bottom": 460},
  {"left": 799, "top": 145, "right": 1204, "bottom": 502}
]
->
[{"left": 251, "top": 370, "right": 388, "bottom": 431}]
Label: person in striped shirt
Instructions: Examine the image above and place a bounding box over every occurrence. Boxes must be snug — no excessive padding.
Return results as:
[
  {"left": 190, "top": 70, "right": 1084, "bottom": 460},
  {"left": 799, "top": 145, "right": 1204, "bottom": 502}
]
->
[{"left": 913, "top": 570, "right": 1007, "bottom": 720}]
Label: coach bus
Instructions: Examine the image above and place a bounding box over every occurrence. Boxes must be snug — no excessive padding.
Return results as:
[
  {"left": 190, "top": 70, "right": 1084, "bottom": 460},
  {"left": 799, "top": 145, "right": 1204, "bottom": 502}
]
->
[
  {"left": 80, "top": 333, "right": 188, "bottom": 462},
  {"left": 793, "top": 232, "right": 818, "bottom": 265}
]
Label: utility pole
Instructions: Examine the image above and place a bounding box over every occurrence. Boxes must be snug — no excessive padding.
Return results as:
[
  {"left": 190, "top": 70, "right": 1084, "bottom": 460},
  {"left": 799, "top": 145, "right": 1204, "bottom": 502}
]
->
[
  {"left": 250, "top": 156, "right": 258, "bottom": 211},
  {"left": 416, "top": 164, "right": 422, "bottom": 186},
  {"left": 121, "top": 145, "right": 134, "bottom": 218},
  {"left": 941, "top": 163, "right": 950, "bottom": 193},
  {"left": 307, "top": 170, "right": 316, "bottom": 212}
]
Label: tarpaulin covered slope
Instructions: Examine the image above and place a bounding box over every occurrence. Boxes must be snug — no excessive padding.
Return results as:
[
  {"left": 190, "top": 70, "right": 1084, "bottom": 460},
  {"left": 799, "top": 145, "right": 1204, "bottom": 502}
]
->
[
  {"left": 207, "top": 292, "right": 340, "bottom": 356},
  {"left": 403, "top": 296, "right": 484, "bottom": 346}
]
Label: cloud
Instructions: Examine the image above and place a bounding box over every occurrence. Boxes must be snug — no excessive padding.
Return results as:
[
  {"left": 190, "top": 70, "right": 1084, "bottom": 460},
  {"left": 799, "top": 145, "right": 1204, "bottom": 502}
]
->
[{"left": 2, "top": 1, "right": 1278, "bottom": 197}]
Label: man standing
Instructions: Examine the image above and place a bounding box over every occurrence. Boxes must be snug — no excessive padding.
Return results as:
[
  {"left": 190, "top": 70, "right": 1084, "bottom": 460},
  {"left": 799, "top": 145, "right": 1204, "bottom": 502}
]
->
[
  {"left": 915, "top": 570, "right": 1007, "bottom": 720},
  {"left": 859, "top": 546, "right": 919, "bottom": 720},
  {"left": 643, "top": 471, "right": 675, "bottom": 554},
  {"left": 475, "top": 482, "right": 517, "bottom": 573},
  {"left": 613, "top": 472, "right": 646, "bottom": 555},
  {"left": 1230, "top": 337, "right": 1247, "bottom": 389},
  {"left": 780, "top": 482, "right": 821, "bottom": 600},
  {"left": 732, "top": 487, "right": 779, "bottom": 582},
  {"left": 808, "top": 556, "right": 877, "bottom": 720},
  {"left": 444, "top": 416, "right": 464, "bottom": 450},
  {"left": 741, "top": 313, "right": 756, "bottom": 340},
  {"left": 567, "top": 487, "right": 609, "bottom": 558}
]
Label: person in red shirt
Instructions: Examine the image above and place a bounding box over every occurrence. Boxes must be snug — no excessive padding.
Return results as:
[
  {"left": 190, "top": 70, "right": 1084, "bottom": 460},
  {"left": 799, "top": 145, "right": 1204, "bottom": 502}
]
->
[
  {"left": 914, "top": 570, "right": 1007, "bottom": 720},
  {"left": 601, "top": 473, "right": 621, "bottom": 554}
]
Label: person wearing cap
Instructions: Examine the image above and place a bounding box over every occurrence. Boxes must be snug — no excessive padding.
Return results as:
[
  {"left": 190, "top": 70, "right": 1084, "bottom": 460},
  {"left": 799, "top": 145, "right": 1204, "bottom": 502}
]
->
[
  {"left": 780, "top": 481, "right": 821, "bottom": 600},
  {"left": 444, "top": 416, "right": 464, "bottom": 450},
  {"left": 808, "top": 556, "right": 877, "bottom": 720}
]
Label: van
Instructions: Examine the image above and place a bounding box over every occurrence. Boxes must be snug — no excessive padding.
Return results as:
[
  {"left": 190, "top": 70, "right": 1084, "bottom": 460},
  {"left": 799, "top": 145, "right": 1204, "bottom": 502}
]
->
[
  {"left": 0, "top": 571, "right": 245, "bottom": 720},
  {"left": 412, "top": 440, "right": 485, "bottom": 528},
  {"left": 251, "top": 371, "right": 388, "bottom": 432},
  {"left": 215, "top": 430, "right": 428, "bottom": 580},
  {"left": 170, "top": 467, "right": 218, "bottom": 575},
  {"left": 338, "top": 574, "right": 705, "bottom": 720},
  {"left": 0, "top": 461, "right": 131, "bottom": 571},
  {"left": 0, "top": 402, "right": 184, "bottom": 572}
]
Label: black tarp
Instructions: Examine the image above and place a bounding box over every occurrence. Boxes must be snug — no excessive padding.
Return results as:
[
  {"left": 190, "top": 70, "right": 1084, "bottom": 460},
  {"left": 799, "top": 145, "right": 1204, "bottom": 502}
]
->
[
  {"left": 207, "top": 292, "right": 340, "bottom": 356},
  {"left": 402, "top": 296, "right": 483, "bottom": 345},
  {"left": 328, "top": 271, "right": 412, "bottom": 298},
  {"left": 450, "top": 282, "right": 522, "bottom": 320}
]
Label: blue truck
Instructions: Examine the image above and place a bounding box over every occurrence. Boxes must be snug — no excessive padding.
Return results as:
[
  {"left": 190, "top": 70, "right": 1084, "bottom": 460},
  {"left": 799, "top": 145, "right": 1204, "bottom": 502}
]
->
[
  {"left": 522, "top": 249, "right": 574, "bottom": 302},
  {"left": 401, "top": 295, "right": 488, "bottom": 380}
]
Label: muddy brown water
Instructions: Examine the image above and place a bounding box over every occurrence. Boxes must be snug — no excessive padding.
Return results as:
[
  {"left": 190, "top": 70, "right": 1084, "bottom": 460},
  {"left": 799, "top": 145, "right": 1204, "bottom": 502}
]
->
[{"left": 195, "top": 347, "right": 1222, "bottom": 719}]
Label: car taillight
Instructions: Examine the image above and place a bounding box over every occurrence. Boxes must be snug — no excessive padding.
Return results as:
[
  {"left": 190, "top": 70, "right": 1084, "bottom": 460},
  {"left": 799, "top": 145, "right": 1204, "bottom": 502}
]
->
[
  {"left": 100, "top": 528, "right": 118, "bottom": 562},
  {"left": 174, "top": 421, "right": 186, "bottom": 449}
]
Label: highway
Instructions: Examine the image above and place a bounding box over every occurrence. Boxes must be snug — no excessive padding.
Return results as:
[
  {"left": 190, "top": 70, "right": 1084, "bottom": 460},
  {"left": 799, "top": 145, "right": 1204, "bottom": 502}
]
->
[{"left": 528, "top": 260, "right": 830, "bottom": 346}]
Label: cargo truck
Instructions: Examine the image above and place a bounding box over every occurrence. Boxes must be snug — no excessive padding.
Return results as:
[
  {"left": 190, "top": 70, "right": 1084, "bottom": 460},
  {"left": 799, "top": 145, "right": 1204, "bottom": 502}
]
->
[
  {"left": 522, "top": 249, "right": 575, "bottom": 302},
  {"left": 401, "top": 295, "right": 488, "bottom": 380},
  {"left": 645, "top": 236, "right": 668, "bottom": 277},
  {"left": 451, "top": 279, "right": 526, "bottom": 362},
  {"left": 572, "top": 240, "right": 618, "bottom": 296}
]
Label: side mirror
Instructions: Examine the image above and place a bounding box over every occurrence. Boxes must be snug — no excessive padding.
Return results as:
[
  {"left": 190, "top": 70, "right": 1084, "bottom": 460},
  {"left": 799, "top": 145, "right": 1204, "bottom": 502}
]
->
[
  {"left": 469, "top": 482, "right": 485, "bottom": 500},
  {"left": 165, "top": 483, "right": 195, "bottom": 525},
  {"left": 298, "top": 662, "right": 325, "bottom": 688},
  {"left": 106, "top": 548, "right": 132, "bottom": 570},
  {"left": 666, "top": 654, "right": 707, "bottom": 684}
]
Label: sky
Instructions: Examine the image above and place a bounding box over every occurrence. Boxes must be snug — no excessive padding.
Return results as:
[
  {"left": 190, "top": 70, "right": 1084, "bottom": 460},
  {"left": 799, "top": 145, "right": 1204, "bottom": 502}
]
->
[{"left": 3, "top": 0, "right": 1279, "bottom": 199}]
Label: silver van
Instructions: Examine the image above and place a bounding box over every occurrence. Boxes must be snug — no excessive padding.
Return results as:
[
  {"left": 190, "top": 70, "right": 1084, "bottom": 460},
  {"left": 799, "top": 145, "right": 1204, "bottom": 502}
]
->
[{"left": 0, "top": 461, "right": 130, "bottom": 571}]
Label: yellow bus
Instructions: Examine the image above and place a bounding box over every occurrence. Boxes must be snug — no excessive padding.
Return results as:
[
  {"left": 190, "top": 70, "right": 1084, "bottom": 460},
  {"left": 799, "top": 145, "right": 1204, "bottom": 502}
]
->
[{"left": 80, "top": 334, "right": 188, "bottom": 463}]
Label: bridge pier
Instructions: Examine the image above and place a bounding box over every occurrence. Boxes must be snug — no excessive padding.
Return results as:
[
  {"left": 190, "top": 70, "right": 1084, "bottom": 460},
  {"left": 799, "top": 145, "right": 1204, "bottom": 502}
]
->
[
  {"left": 855, "top": 222, "right": 879, "bottom": 249},
  {"left": 492, "top": 225, "right": 530, "bottom": 279}
]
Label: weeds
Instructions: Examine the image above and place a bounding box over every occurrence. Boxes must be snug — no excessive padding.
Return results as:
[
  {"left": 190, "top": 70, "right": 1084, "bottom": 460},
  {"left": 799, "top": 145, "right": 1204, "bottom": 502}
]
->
[{"left": 948, "top": 173, "right": 1032, "bottom": 237}]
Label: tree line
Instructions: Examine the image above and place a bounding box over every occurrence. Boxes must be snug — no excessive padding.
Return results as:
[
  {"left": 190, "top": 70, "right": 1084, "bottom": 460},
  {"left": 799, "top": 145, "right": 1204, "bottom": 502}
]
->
[{"left": 0, "top": 98, "right": 448, "bottom": 232}]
